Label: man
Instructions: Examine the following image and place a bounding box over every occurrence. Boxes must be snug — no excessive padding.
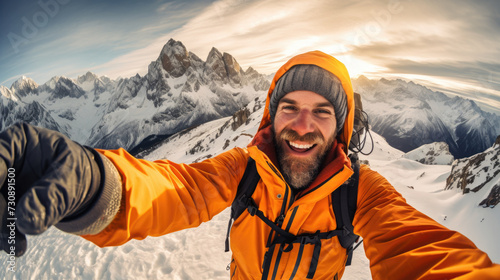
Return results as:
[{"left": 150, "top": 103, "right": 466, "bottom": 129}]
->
[{"left": 1, "top": 51, "right": 499, "bottom": 279}]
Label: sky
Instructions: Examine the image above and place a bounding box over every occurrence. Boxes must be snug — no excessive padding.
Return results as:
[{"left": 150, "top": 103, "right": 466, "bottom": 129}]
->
[{"left": 1, "top": 0, "right": 499, "bottom": 113}]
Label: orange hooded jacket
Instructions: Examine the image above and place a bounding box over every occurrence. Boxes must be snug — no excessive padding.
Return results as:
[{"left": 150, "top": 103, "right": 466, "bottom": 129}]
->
[{"left": 84, "top": 51, "right": 500, "bottom": 279}]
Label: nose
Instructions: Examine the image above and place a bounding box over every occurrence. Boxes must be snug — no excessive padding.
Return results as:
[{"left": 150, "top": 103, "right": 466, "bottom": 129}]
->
[{"left": 289, "top": 110, "right": 315, "bottom": 136}]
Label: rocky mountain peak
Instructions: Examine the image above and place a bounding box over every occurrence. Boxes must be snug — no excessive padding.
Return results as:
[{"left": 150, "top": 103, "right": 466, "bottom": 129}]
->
[
  {"left": 203, "top": 47, "right": 248, "bottom": 87},
  {"left": 205, "top": 47, "right": 226, "bottom": 82},
  {"left": 447, "top": 96, "right": 481, "bottom": 113},
  {"left": 355, "top": 75, "right": 370, "bottom": 84},
  {"left": 222, "top": 52, "right": 243, "bottom": 85},
  {"left": 1, "top": 85, "right": 15, "bottom": 100},
  {"left": 245, "top": 66, "right": 257, "bottom": 75},
  {"left": 159, "top": 39, "right": 191, "bottom": 78},
  {"left": 10, "top": 76, "right": 38, "bottom": 98},
  {"left": 39, "top": 76, "right": 86, "bottom": 100},
  {"left": 77, "top": 71, "right": 100, "bottom": 84},
  {"left": 206, "top": 47, "right": 223, "bottom": 62}
]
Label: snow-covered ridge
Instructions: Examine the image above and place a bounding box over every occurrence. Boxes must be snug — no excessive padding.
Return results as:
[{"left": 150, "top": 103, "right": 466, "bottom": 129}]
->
[
  {"left": 140, "top": 95, "right": 266, "bottom": 163},
  {"left": 403, "top": 142, "right": 454, "bottom": 165},
  {"left": 353, "top": 76, "right": 500, "bottom": 159}
]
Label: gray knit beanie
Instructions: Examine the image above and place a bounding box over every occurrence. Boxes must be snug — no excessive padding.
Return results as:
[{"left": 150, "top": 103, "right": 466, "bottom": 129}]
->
[{"left": 269, "top": 64, "right": 348, "bottom": 133}]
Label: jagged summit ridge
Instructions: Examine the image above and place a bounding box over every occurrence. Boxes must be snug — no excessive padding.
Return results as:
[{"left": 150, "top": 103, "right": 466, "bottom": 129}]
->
[
  {"left": 159, "top": 39, "right": 191, "bottom": 78},
  {"left": 0, "top": 38, "right": 271, "bottom": 152},
  {"left": 90, "top": 38, "right": 271, "bottom": 150},
  {"left": 10, "top": 76, "right": 38, "bottom": 98},
  {"left": 77, "top": 71, "right": 100, "bottom": 84}
]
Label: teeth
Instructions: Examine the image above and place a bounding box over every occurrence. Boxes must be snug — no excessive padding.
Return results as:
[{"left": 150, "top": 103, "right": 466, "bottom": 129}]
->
[{"left": 289, "top": 142, "right": 314, "bottom": 150}]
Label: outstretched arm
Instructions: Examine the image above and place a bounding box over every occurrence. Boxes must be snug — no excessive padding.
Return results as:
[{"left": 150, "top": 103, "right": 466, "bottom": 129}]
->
[
  {"left": 354, "top": 165, "right": 500, "bottom": 279},
  {"left": 82, "top": 147, "right": 248, "bottom": 247},
  {"left": 0, "top": 122, "right": 248, "bottom": 255}
]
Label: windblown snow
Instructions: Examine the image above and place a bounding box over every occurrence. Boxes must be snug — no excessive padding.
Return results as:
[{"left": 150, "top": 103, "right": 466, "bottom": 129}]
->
[{"left": 1, "top": 97, "right": 498, "bottom": 280}]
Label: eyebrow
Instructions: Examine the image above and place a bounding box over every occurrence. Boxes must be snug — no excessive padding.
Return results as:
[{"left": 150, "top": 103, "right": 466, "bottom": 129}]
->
[{"left": 280, "top": 98, "right": 334, "bottom": 108}]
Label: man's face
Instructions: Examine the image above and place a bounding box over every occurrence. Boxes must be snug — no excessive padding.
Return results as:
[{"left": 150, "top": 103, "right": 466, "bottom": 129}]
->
[{"left": 273, "top": 90, "right": 338, "bottom": 190}]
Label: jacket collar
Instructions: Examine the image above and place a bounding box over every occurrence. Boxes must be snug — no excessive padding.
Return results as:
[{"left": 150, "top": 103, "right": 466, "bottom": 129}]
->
[{"left": 249, "top": 125, "right": 352, "bottom": 199}]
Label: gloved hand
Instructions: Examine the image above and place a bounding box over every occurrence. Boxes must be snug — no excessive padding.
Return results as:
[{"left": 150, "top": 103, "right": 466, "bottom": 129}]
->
[{"left": 0, "top": 122, "right": 114, "bottom": 257}]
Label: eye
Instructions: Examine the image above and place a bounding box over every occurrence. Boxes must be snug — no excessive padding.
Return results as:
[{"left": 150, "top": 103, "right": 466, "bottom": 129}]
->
[
  {"left": 314, "top": 108, "right": 333, "bottom": 117},
  {"left": 281, "top": 105, "right": 298, "bottom": 113}
]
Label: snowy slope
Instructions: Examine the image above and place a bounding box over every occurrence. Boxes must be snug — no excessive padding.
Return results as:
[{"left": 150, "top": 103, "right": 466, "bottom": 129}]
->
[{"left": 2, "top": 97, "right": 499, "bottom": 280}]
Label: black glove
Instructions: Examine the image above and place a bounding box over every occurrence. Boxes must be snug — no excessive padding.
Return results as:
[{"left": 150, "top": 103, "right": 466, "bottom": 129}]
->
[{"left": 0, "top": 123, "right": 117, "bottom": 257}]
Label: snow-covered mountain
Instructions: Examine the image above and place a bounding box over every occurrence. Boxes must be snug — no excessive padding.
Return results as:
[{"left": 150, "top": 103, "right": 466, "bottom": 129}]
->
[
  {"left": 402, "top": 142, "right": 454, "bottom": 165},
  {"left": 352, "top": 76, "right": 500, "bottom": 159},
  {"left": 0, "top": 39, "right": 270, "bottom": 151},
  {"left": 2, "top": 96, "right": 498, "bottom": 280},
  {"left": 139, "top": 94, "right": 266, "bottom": 163},
  {"left": 0, "top": 77, "right": 66, "bottom": 134}
]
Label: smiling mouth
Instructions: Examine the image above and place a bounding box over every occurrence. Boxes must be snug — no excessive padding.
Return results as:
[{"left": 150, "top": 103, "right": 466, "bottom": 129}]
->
[{"left": 287, "top": 141, "right": 316, "bottom": 152}]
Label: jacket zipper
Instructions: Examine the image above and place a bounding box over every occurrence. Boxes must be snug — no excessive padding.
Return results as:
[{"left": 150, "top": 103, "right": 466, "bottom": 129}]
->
[
  {"left": 263, "top": 160, "right": 297, "bottom": 280},
  {"left": 271, "top": 206, "right": 298, "bottom": 280},
  {"left": 260, "top": 160, "right": 349, "bottom": 279}
]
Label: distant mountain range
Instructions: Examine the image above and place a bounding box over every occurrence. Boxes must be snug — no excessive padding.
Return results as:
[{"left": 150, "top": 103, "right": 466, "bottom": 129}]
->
[
  {"left": 352, "top": 76, "right": 500, "bottom": 158},
  {"left": 1, "top": 38, "right": 499, "bottom": 159},
  {"left": 0, "top": 39, "right": 270, "bottom": 151}
]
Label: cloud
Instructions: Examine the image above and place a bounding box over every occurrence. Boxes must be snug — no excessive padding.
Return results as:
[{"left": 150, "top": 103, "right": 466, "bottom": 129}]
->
[
  {"left": 157, "top": 0, "right": 500, "bottom": 76},
  {"left": 382, "top": 59, "right": 500, "bottom": 90},
  {"left": 165, "top": 0, "right": 375, "bottom": 73}
]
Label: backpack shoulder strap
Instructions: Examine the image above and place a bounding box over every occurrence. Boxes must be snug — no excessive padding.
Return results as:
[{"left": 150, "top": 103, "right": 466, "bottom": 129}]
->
[
  {"left": 225, "top": 157, "right": 261, "bottom": 252},
  {"left": 225, "top": 155, "right": 362, "bottom": 266},
  {"left": 332, "top": 153, "right": 361, "bottom": 265}
]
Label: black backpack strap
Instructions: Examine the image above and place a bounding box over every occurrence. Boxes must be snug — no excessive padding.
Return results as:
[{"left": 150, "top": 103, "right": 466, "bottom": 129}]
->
[
  {"left": 332, "top": 153, "right": 361, "bottom": 265},
  {"left": 271, "top": 228, "right": 346, "bottom": 279},
  {"left": 225, "top": 157, "right": 261, "bottom": 252}
]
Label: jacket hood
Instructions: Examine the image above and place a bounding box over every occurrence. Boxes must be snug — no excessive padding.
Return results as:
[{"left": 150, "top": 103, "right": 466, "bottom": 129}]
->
[{"left": 252, "top": 51, "right": 355, "bottom": 154}]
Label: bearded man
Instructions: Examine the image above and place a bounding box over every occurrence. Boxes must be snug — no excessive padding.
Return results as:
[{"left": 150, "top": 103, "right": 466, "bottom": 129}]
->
[{"left": 1, "top": 51, "right": 499, "bottom": 279}]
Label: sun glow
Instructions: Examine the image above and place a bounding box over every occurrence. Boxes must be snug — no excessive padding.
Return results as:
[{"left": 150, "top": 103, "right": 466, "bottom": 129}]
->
[{"left": 334, "top": 55, "right": 385, "bottom": 78}]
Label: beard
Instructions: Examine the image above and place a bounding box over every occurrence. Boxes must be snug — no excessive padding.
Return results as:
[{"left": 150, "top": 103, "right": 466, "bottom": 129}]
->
[{"left": 274, "top": 127, "right": 335, "bottom": 191}]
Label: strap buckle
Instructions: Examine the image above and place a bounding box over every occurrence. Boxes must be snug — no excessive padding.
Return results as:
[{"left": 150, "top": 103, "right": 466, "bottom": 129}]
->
[{"left": 247, "top": 198, "right": 258, "bottom": 216}]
